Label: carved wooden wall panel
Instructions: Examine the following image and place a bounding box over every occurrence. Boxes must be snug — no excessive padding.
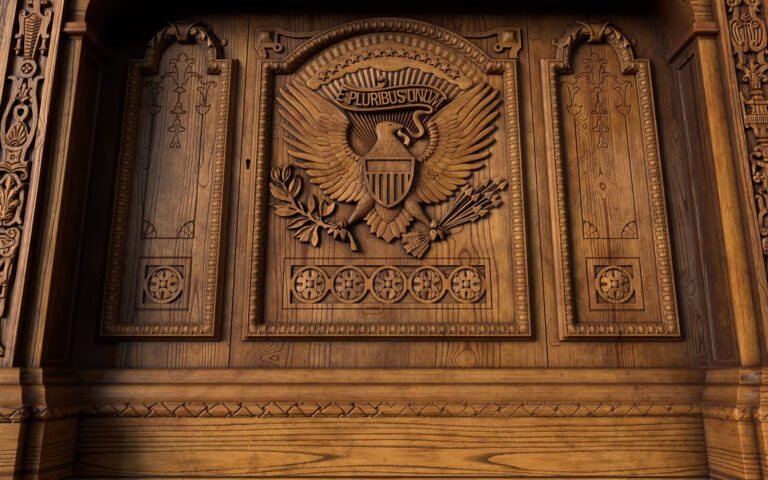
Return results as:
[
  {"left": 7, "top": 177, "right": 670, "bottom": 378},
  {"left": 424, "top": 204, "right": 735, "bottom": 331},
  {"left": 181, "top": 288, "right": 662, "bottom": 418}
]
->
[
  {"left": 101, "top": 23, "right": 235, "bottom": 337},
  {"left": 542, "top": 22, "right": 681, "bottom": 339},
  {"left": 247, "top": 19, "right": 530, "bottom": 337},
  {"left": 71, "top": 13, "right": 717, "bottom": 370}
]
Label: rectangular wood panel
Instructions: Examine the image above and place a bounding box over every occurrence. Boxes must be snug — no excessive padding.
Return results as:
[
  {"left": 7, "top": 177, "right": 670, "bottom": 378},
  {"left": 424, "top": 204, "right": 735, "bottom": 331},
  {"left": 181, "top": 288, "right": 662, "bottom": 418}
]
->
[
  {"left": 246, "top": 21, "right": 530, "bottom": 337},
  {"left": 542, "top": 22, "right": 681, "bottom": 339},
  {"left": 101, "top": 23, "right": 236, "bottom": 337},
  {"left": 74, "top": 416, "right": 708, "bottom": 478}
]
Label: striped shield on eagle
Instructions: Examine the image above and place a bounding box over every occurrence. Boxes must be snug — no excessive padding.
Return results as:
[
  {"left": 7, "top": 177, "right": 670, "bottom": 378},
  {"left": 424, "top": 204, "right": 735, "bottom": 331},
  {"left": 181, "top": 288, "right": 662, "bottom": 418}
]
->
[{"left": 362, "top": 122, "right": 416, "bottom": 208}]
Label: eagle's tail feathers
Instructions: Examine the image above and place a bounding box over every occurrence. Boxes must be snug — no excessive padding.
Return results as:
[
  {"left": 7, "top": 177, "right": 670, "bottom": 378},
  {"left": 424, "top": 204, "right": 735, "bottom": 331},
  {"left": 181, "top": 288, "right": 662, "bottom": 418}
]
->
[{"left": 365, "top": 206, "right": 413, "bottom": 243}]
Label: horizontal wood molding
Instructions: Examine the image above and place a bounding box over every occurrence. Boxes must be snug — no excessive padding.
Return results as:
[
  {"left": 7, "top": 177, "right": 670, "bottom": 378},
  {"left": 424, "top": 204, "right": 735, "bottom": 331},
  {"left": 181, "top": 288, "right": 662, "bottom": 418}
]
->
[
  {"left": 0, "top": 372, "right": 762, "bottom": 477},
  {"left": 74, "top": 367, "right": 707, "bottom": 385},
  {"left": 0, "top": 368, "right": 710, "bottom": 418},
  {"left": 21, "top": 367, "right": 714, "bottom": 479}
]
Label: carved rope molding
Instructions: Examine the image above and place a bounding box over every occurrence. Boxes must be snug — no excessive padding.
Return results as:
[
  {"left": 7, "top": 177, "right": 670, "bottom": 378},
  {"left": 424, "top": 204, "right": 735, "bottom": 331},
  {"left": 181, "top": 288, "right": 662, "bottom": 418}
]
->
[
  {"left": 0, "top": 0, "right": 55, "bottom": 355},
  {"left": 723, "top": 0, "right": 768, "bottom": 271},
  {"left": 10, "top": 402, "right": 768, "bottom": 422},
  {"left": 0, "top": 402, "right": 703, "bottom": 422}
]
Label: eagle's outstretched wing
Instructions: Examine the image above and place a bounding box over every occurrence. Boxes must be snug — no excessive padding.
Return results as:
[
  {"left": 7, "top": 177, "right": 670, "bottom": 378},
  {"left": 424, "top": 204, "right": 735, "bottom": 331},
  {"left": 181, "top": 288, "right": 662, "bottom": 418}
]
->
[
  {"left": 277, "top": 83, "right": 364, "bottom": 203},
  {"left": 414, "top": 84, "right": 501, "bottom": 204}
]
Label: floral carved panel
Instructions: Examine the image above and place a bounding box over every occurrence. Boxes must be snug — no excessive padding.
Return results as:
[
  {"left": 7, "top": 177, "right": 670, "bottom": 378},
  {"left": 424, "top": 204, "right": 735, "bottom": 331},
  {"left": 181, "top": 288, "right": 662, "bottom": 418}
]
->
[
  {"left": 542, "top": 22, "right": 681, "bottom": 338},
  {"left": 101, "top": 23, "right": 235, "bottom": 338}
]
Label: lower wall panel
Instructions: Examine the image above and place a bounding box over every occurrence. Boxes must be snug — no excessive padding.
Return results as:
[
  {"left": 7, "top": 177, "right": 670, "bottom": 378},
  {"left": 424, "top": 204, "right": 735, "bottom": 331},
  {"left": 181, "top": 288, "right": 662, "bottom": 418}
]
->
[
  {"left": 0, "top": 422, "right": 22, "bottom": 478},
  {"left": 73, "top": 417, "right": 709, "bottom": 478},
  {"left": 704, "top": 416, "right": 762, "bottom": 479}
]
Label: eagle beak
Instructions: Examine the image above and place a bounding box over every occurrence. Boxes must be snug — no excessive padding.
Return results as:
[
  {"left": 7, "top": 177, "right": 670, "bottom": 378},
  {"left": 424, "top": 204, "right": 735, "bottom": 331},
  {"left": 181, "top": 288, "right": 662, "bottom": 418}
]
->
[{"left": 396, "top": 128, "right": 411, "bottom": 147}]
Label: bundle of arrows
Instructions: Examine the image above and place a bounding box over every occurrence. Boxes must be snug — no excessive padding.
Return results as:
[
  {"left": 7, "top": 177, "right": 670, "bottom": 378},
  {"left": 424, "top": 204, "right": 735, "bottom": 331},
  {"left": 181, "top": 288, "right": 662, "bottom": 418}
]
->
[{"left": 402, "top": 177, "right": 508, "bottom": 259}]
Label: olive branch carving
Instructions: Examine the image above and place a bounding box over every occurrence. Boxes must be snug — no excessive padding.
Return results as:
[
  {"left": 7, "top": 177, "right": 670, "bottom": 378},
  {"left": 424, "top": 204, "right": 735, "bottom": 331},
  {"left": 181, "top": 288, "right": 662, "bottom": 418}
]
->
[{"left": 269, "top": 166, "right": 358, "bottom": 251}]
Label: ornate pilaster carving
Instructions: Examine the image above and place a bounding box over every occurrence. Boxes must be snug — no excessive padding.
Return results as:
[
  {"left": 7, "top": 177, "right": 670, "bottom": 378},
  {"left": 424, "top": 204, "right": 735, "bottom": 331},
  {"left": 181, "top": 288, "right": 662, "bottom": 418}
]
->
[
  {"left": 0, "top": 0, "right": 54, "bottom": 355},
  {"left": 723, "top": 0, "right": 768, "bottom": 272}
]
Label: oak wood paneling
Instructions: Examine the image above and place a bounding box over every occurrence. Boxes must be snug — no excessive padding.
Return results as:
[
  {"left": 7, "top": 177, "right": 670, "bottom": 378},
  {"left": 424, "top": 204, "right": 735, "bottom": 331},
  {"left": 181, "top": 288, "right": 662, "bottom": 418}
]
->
[
  {"left": 69, "top": 368, "right": 709, "bottom": 478},
  {"left": 74, "top": 416, "right": 709, "bottom": 478},
  {"left": 542, "top": 22, "right": 680, "bottom": 339},
  {"left": 67, "top": 12, "right": 720, "bottom": 369},
  {"left": 0, "top": 423, "right": 23, "bottom": 478},
  {"left": 3, "top": 0, "right": 767, "bottom": 478}
]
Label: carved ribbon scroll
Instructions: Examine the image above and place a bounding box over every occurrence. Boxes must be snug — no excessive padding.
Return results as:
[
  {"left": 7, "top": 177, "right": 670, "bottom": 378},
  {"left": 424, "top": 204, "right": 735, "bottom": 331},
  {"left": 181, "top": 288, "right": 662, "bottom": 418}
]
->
[
  {"left": 543, "top": 22, "right": 680, "bottom": 338},
  {"left": 101, "top": 23, "right": 235, "bottom": 337}
]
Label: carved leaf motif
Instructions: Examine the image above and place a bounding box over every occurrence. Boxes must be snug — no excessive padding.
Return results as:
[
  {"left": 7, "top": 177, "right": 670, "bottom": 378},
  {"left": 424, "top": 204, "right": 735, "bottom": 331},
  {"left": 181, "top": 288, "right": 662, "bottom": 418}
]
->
[
  {"left": 288, "top": 177, "right": 301, "bottom": 198},
  {"left": 288, "top": 218, "right": 309, "bottom": 230},
  {"left": 4, "top": 122, "right": 28, "bottom": 147},
  {"left": 281, "top": 165, "right": 292, "bottom": 183},
  {"left": 583, "top": 221, "right": 600, "bottom": 239},
  {"left": 269, "top": 183, "right": 290, "bottom": 202},
  {"left": 0, "top": 228, "right": 20, "bottom": 258},
  {"left": 0, "top": 175, "right": 24, "bottom": 226},
  {"left": 621, "top": 221, "right": 638, "bottom": 239},
  {"left": 727, "top": 1, "right": 768, "bottom": 265},
  {"left": 269, "top": 166, "right": 357, "bottom": 251},
  {"left": 141, "top": 221, "right": 158, "bottom": 239},
  {"left": 177, "top": 221, "right": 195, "bottom": 239},
  {"left": 273, "top": 206, "right": 296, "bottom": 218},
  {"left": 310, "top": 227, "right": 319, "bottom": 247}
]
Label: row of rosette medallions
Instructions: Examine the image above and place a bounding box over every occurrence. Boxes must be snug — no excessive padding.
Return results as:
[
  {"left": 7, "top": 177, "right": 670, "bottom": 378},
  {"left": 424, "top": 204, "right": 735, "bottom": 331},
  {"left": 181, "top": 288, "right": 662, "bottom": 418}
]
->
[{"left": 290, "top": 265, "right": 487, "bottom": 305}]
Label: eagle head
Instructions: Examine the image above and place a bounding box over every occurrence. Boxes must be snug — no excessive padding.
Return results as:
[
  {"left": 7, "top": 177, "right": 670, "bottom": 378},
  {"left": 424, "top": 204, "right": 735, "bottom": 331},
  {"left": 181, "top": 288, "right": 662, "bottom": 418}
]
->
[{"left": 375, "top": 121, "right": 410, "bottom": 147}]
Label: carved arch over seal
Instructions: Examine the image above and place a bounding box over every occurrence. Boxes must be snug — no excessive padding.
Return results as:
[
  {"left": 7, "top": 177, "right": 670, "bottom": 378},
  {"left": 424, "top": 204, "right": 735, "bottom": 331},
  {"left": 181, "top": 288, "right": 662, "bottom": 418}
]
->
[
  {"left": 276, "top": 17, "right": 505, "bottom": 75},
  {"left": 140, "top": 22, "right": 227, "bottom": 74},
  {"left": 552, "top": 21, "right": 639, "bottom": 74}
]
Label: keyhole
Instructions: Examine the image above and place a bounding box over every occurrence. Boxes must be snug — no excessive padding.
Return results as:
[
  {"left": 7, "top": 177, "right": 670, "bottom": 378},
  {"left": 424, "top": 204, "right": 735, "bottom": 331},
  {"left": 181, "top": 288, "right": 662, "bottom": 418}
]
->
[{"left": 245, "top": 158, "right": 251, "bottom": 170}]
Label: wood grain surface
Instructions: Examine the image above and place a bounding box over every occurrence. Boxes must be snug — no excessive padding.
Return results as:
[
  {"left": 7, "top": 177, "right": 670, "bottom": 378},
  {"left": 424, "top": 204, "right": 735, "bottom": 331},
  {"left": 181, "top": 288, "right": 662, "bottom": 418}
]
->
[
  {"left": 68, "top": 10, "right": 724, "bottom": 370},
  {"left": 75, "top": 416, "right": 709, "bottom": 478},
  {"left": 0, "top": 0, "right": 766, "bottom": 478}
]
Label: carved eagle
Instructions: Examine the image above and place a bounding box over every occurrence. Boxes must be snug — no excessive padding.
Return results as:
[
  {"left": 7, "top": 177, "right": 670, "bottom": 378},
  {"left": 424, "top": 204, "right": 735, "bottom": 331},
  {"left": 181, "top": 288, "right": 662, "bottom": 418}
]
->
[{"left": 277, "top": 82, "right": 501, "bottom": 242}]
